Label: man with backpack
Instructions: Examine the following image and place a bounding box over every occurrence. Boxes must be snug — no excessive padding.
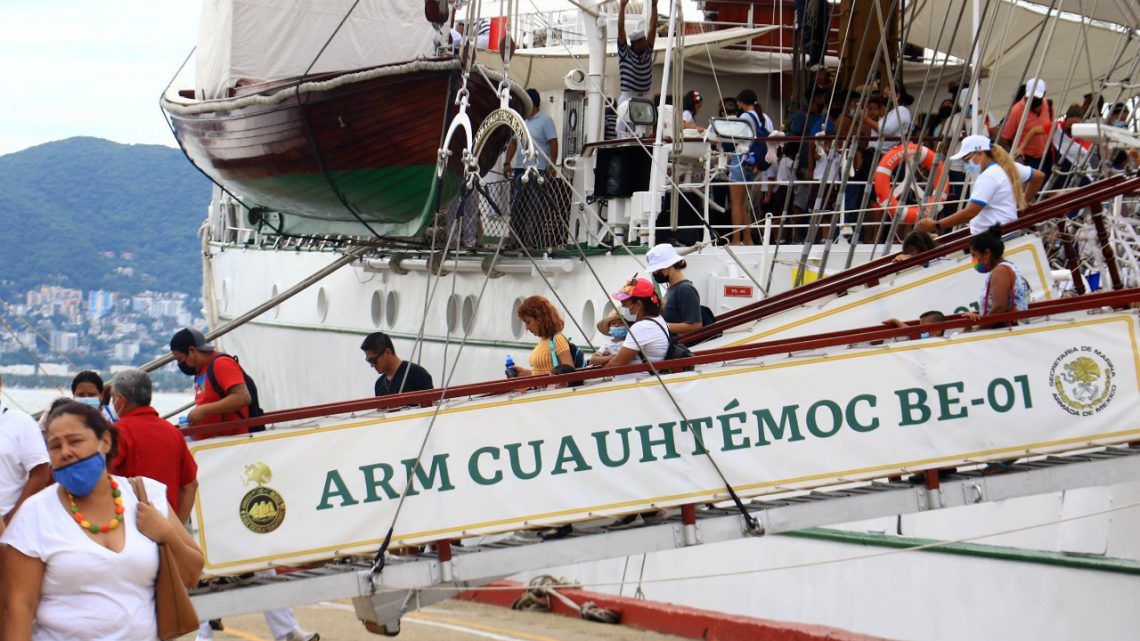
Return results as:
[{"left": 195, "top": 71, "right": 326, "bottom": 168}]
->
[
  {"left": 169, "top": 328, "right": 260, "bottom": 438},
  {"left": 361, "top": 332, "right": 434, "bottom": 397},
  {"left": 169, "top": 328, "right": 319, "bottom": 641}
]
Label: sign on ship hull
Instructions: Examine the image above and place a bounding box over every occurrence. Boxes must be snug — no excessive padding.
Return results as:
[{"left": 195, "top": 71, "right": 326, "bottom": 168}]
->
[{"left": 191, "top": 314, "right": 1140, "bottom": 574}]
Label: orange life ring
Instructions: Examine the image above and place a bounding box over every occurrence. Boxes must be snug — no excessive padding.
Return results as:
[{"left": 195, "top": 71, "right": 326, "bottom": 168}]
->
[{"left": 873, "top": 143, "right": 946, "bottom": 223}]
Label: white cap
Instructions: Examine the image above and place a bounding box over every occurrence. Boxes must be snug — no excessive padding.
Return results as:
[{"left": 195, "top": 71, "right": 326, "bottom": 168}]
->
[
  {"left": 646, "top": 243, "right": 683, "bottom": 273},
  {"left": 629, "top": 29, "right": 646, "bottom": 42},
  {"left": 1025, "top": 77, "right": 1046, "bottom": 98},
  {"left": 950, "top": 134, "right": 992, "bottom": 160}
]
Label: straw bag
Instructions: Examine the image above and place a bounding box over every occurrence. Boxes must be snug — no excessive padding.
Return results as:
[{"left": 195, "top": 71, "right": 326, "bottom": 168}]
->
[{"left": 130, "top": 477, "right": 199, "bottom": 640}]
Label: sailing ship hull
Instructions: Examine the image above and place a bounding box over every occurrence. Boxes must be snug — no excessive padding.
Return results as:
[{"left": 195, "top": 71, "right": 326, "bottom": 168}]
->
[{"left": 163, "top": 62, "right": 518, "bottom": 236}]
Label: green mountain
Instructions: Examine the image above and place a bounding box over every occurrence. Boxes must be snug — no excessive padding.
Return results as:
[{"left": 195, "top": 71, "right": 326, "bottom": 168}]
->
[{"left": 0, "top": 137, "right": 211, "bottom": 297}]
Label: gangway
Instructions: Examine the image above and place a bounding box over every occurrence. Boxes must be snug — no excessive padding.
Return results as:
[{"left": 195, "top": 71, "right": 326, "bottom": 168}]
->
[
  {"left": 183, "top": 289, "right": 1140, "bottom": 634},
  {"left": 191, "top": 445, "right": 1140, "bottom": 634}
]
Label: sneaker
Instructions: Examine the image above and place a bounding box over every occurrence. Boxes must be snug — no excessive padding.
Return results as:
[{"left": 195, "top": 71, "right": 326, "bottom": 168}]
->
[
  {"left": 538, "top": 524, "right": 573, "bottom": 540},
  {"left": 278, "top": 631, "right": 319, "bottom": 641},
  {"left": 608, "top": 514, "right": 638, "bottom": 529},
  {"left": 208, "top": 619, "right": 224, "bottom": 631}
]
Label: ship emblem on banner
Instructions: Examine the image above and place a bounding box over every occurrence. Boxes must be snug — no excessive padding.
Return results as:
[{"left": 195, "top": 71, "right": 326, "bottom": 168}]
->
[
  {"left": 239, "top": 462, "right": 286, "bottom": 534},
  {"left": 1051, "top": 347, "right": 1117, "bottom": 416}
]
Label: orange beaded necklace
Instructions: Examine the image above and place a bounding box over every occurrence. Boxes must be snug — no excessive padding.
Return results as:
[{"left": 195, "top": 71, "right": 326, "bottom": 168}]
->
[{"left": 67, "top": 475, "right": 125, "bottom": 534}]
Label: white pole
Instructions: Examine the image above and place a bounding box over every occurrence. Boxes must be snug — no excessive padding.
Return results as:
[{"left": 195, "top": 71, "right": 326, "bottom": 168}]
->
[
  {"left": 647, "top": 0, "right": 679, "bottom": 244},
  {"left": 582, "top": 2, "right": 607, "bottom": 244},
  {"left": 584, "top": 3, "right": 605, "bottom": 146}
]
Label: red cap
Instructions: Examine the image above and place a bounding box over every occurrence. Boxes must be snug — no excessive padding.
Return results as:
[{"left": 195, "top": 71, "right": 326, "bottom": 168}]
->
[{"left": 613, "top": 278, "right": 658, "bottom": 303}]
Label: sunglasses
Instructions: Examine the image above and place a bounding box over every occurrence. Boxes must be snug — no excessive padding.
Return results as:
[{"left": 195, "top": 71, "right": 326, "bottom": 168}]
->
[{"left": 365, "top": 354, "right": 381, "bottom": 365}]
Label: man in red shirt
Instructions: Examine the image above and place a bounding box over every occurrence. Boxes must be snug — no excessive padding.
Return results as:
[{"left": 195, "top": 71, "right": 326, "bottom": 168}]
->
[
  {"left": 108, "top": 368, "right": 198, "bottom": 522},
  {"left": 169, "top": 328, "right": 251, "bottom": 438}
]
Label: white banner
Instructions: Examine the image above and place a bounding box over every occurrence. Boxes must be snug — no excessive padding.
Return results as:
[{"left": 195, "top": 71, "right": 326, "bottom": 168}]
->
[{"left": 191, "top": 314, "right": 1140, "bottom": 573}]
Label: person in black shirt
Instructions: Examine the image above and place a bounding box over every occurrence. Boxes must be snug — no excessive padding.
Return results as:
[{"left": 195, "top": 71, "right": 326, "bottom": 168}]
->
[
  {"left": 360, "top": 332, "right": 434, "bottom": 396},
  {"left": 646, "top": 243, "right": 704, "bottom": 335}
]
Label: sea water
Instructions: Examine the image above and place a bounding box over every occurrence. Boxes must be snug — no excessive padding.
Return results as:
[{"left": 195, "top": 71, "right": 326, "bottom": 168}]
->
[{"left": 1, "top": 387, "right": 194, "bottom": 420}]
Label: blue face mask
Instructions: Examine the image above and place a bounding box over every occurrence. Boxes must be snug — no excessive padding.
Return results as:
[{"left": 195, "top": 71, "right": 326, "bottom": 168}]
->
[
  {"left": 54, "top": 451, "right": 106, "bottom": 497},
  {"left": 608, "top": 326, "right": 628, "bottom": 340},
  {"left": 75, "top": 397, "right": 101, "bottom": 408},
  {"left": 965, "top": 160, "right": 982, "bottom": 177},
  {"left": 919, "top": 331, "right": 931, "bottom": 339}
]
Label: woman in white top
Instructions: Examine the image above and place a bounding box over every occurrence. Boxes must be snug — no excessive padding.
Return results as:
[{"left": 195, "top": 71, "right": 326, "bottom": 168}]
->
[
  {"left": 600, "top": 278, "right": 670, "bottom": 368},
  {"left": 2, "top": 401, "right": 203, "bottom": 641},
  {"left": 917, "top": 134, "right": 1044, "bottom": 236},
  {"left": 681, "top": 90, "right": 705, "bottom": 133}
]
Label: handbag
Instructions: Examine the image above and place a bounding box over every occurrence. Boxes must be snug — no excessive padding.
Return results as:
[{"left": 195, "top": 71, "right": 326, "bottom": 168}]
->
[{"left": 129, "top": 477, "right": 200, "bottom": 640}]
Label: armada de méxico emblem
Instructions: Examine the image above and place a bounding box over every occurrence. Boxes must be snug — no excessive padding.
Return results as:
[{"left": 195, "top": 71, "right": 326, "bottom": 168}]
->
[
  {"left": 239, "top": 462, "right": 286, "bottom": 534},
  {"left": 1050, "top": 347, "right": 1116, "bottom": 416}
]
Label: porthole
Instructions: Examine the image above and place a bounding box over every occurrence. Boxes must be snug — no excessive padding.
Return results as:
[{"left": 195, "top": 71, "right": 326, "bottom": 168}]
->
[
  {"left": 270, "top": 284, "right": 280, "bottom": 319},
  {"left": 385, "top": 290, "right": 399, "bottom": 327},
  {"left": 581, "top": 300, "right": 596, "bottom": 338},
  {"left": 446, "top": 294, "right": 460, "bottom": 334},
  {"left": 370, "top": 290, "right": 383, "bottom": 328},
  {"left": 461, "top": 295, "right": 477, "bottom": 334},
  {"left": 316, "top": 287, "right": 328, "bottom": 322},
  {"left": 510, "top": 297, "right": 524, "bottom": 338}
]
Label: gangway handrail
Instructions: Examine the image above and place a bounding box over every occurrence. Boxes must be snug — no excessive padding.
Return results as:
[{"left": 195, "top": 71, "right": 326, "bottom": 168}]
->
[
  {"left": 680, "top": 175, "right": 1140, "bottom": 345},
  {"left": 181, "top": 287, "right": 1140, "bottom": 439}
]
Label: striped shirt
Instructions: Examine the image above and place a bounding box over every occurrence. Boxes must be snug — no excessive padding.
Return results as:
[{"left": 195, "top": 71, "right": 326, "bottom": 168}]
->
[{"left": 617, "top": 42, "right": 653, "bottom": 94}]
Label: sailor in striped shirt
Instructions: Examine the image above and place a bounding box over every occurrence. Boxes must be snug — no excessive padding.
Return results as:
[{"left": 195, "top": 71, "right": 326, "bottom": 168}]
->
[{"left": 616, "top": 0, "right": 657, "bottom": 135}]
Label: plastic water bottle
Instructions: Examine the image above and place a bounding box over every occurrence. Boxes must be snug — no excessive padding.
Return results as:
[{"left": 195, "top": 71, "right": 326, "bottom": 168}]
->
[
  {"left": 505, "top": 355, "right": 518, "bottom": 378},
  {"left": 178, "top": 416, "right": 190, "bottom": 428}
]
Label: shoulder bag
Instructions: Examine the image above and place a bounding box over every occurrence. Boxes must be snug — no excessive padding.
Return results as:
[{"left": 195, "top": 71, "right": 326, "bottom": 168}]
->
[{"left": 129, "top": 477, "right": 199, "bottom": 640}]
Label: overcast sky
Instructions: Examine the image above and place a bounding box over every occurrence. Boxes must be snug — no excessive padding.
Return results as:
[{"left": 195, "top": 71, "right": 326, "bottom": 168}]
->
[{"left": 0, "top": 1, "right": 200, "bottom": 155}]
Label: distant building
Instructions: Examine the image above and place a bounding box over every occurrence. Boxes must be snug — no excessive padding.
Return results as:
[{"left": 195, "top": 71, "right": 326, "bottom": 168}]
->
[
  {"left": 112, "top": 342, "right": 141, "bottom": 362},
  {"left": 50, "top": 331, "right": 79, "bottom": 353},
  {"left": 87, "top": 290, "right": 116, "bottom": 320}
]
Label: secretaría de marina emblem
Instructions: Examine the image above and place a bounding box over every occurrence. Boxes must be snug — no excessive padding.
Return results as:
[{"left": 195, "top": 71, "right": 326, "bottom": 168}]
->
[
  {"left": 239, "top": 462, "right": 286, "bottom": 534},
  {"left": 1050, "top": 347, "right": 1116, "bottom": 416}
]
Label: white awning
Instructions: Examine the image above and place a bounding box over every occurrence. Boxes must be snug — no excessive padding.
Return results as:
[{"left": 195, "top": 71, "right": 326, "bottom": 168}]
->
[
  {"left": 906, "top": 0, "right": 1140, "bottom": 115},
  {"left": 475, "top": 26, "right": 779, "bottom": 90}
]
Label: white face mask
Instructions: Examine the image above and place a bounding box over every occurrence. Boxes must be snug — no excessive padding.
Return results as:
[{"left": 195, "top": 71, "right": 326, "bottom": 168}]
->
[{"left": 620, "top": 306, "right": 637, "bottom": 322}]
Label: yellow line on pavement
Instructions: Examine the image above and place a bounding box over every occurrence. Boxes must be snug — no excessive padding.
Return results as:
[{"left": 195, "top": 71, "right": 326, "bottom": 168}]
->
[{"left": 406, "top": 610, "right": 564, "bottom": 641}]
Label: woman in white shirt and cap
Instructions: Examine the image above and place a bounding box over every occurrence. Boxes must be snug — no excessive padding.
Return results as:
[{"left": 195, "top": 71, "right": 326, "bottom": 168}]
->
[{"left": 917, "top": 134, "right": 1044, "bottom": 236}]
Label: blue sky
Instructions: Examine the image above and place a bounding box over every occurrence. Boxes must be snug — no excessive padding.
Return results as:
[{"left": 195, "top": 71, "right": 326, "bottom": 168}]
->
[{"left": 0, "top": 1, "right": 200, "bottom": 155}]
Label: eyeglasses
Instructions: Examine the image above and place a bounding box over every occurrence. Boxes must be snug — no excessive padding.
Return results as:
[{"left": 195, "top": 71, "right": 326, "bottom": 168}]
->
[{"left": 364, "top": 354, "right": 381, "bottom": 365}]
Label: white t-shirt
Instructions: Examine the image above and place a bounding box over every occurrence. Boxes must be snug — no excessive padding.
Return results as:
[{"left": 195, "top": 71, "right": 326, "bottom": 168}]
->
[
  {"left": 872, "top": 105, "right": 912, "bottom": 151},
  {"left": 597, "top": 338, "right": 625, "bottom": 356},
  {"left": 1, "top": 476, "right": 168, "bottom": 641},
  {"left": 968, "top": 161, "right": 1033, "bottom": 235},
  {"left": 620, "top": 316, "right": 670, "bottom": 364},
  {"left": 0, "top": 405, "right": 50, "bottom": 515}
]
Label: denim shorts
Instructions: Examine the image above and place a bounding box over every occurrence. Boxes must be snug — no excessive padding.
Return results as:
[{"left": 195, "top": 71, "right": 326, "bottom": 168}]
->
[{"left": 728, "top": 153, "right": 755, "bottom": 183}]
